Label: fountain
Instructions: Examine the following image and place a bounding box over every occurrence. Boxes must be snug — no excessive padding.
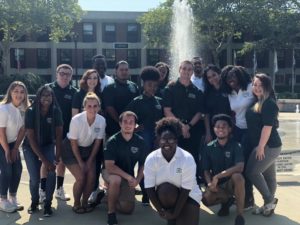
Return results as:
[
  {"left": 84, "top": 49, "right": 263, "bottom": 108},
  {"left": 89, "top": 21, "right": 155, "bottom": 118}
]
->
[{"left": 170, "top": 0, "right": 196, "bottom": 79}]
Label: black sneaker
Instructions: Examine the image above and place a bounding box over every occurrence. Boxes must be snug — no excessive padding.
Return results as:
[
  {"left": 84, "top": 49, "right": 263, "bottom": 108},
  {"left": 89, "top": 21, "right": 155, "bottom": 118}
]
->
[
  {"left": 89, "top": 190, "right": 105, "bottom": 208},
  {"left": 107, "top": 212, "right": 118, "bottom": 225},
  {"left": 43, "top": 206, "right": 53, "bottom": 217},
  {"left": 244, "top": 198, "right": 255, "bottom": 211},
  {"left": 27, "top": 202, "right": 38, "bottom": 214},
  {"left": 142, "top": 195, "right": 150, "bottom": 206},
  {"left": 217, "top": 197, "right": 235, "bottom": 217},
  {"left": 234, "top": 215, "right": 245, "bottom": 225}
]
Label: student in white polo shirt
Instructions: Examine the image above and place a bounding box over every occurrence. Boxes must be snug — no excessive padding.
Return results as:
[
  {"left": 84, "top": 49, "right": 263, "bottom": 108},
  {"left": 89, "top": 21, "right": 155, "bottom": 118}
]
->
[
  {"left": 61, "top": 92, "right": 106, "bottom": 214},
  {"left": 144, "top": 117, "right": 201, "bottom": 225},
  {"left": 0, "top": 81, "right": 30, "bottom": 213}
]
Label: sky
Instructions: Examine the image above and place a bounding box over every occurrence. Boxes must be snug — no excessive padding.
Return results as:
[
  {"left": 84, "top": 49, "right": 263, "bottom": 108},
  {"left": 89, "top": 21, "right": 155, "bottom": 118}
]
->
[{"left": 78, "top": 0, "right": 164, "bottom": 12}]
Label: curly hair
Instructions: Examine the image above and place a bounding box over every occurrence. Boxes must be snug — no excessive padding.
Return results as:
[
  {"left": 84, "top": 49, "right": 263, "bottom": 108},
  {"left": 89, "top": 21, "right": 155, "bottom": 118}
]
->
[
  {"left": 140, "top": 66, "right": 160, "bottom": 81},
  {"left": 155, "top": 117, "right": 182, "bottom": 139}
]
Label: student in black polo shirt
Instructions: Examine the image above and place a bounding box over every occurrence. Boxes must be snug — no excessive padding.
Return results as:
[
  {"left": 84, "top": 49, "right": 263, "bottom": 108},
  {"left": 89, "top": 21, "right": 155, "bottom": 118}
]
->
[
  {"left": 103, "top": 111, "right": 147, "bottom": 225},
  {"left": 46, "top": 64, "right": 77, "bottom": 202},
  {"left": 126, "top": 66, "right": 163, "bottom": 205},
  {"left": 102, "top": 61, "right": 139, "bottom": 137},
  {"left": 202, "top": 114, "right": 245, "bottom": 225},
  {"left": 245, "top": 74, "right": 281, "bottom": 217},
  {"left": 24, "top": 85, "right": 63, "bottom": 216},
  {"left": 163, "top": 60, "right": 205, "bottom": 173},
  {"left": 202, "top": 64, "right": 232, "bottom": 141}
]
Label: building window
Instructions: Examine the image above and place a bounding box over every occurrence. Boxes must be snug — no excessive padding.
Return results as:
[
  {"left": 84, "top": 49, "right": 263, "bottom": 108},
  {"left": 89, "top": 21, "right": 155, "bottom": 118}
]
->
[
  {"left": 257, "top": 50, "right": 269, "bottom": 68},
  {"left": 37, "top": 49, "right": 50, "bottom": 68},
  {"left": 232, "top": 50, "right": 245, "bottom": 66},
  {"left": 127, "top": 24, "right": 140, "bottom": 42},
  {"left": 103, "top": 24, "right": 116, "bottom": 42},
  {"left": 127, "top": 49, "right": 140, "bottom": 68},
  {"left": 218, "top": 49, "right": 227, "bottom": 68},
  {"left": 295, "top": 49, "right": 300, "bottom": 68},
  {"left": 277, "top": 49, "right": 286, "bottom": 68},
  {"left": 147, "top": 49, "right": 160, "bottom": 66},
  {"left": 57, "top": 49, "right": 72, "bottom": 65},
  {"left": 83, "top": 23, "right": 95, "bottom": 42},
  {"left": 10, "top": 48, "right": 25, "bottom": 69},
  {"left": 103, "top": 49, "right": 116, "bottom": 69},
  {"left": 83, "top": 49, "right": 96, "bottom": 69},
  {"left": 296, "top": 75, "right": 300, "bottom": 84},
  {"left": 275, "top": 74, "right": 285, "bottom": 85}
]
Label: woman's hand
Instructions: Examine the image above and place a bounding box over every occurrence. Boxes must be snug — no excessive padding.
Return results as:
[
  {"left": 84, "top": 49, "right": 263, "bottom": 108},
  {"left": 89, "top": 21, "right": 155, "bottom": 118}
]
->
[{"left": 255, "top": 145, "right": 265, "bottom": 161}]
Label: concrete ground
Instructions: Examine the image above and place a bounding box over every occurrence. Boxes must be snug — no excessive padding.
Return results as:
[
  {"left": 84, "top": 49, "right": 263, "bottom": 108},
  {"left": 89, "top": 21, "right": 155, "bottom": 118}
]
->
[{"left": 1, "top": 113, "right": 300, "bottom": 225}]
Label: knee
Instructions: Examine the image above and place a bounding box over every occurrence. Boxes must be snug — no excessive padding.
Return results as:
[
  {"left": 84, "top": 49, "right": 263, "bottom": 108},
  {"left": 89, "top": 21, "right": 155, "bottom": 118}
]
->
[
  {"left": 118, "top": 201, "right": 135, "bottom": 214},
  {"left": 201, "top": 191, "right": 214, "bottom": 206},
  {"left": 76, "top": 173, "right": 85, "bottom": 185},
  {"left": 108, "top": 175, "right": 122, "bottom": 187},
  {"left": 157, "top": 182, "right": 179, "bottom": 209},
  {"left": 231, "top": 173, "right": 245, "bottom": 186}
]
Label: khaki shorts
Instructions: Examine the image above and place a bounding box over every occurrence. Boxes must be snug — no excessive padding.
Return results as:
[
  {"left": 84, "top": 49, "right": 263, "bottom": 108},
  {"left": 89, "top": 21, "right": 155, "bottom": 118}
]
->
[{"left": 102, "top": 169, "right": 135, "bottom": 202}]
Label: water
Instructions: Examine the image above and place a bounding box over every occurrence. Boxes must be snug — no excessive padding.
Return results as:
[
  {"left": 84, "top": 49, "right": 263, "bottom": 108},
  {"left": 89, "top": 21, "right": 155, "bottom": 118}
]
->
[{"left": 170, "top": 0, "right": 195, "bottom": 79}]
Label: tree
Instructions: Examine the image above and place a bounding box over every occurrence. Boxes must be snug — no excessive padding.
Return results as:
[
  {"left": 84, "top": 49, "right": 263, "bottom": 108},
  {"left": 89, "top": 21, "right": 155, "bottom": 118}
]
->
[{"left": 0, "top": 0, "right": 83, "bottom": 76}]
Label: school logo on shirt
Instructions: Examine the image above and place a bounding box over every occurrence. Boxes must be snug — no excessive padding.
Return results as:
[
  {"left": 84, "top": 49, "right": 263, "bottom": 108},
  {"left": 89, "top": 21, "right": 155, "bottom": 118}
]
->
[
  {"left": 94, "top": 127, "right": 100, "bottom": 133},
  {"left": 64, "top": 94, "right": 72, "bottom": 100},
  {"left": 46, "top": 118, "right": 52, "bottom": 124},
  {"left": 176, "top": 168, "right": 182, "bottom": 174},
  {"left": 225, "top": 151, "right": 231, "bottom": 158},
  {"left": 130, "top": 146, "right": 139, "bottom": 154},
  {"left": 155, "top": 104, "right": 162, "bottom": 110},
  {"left": 128, "top": 85, "right": 137, "bottom": 94},
  {"left": 188, "top": 93, "right": 196, "bottom": 99}
]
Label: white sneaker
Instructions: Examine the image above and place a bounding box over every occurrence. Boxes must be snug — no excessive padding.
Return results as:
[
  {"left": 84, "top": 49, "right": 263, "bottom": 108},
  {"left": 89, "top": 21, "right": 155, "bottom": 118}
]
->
[
  {"left": 0, "top": 199, "right": 17, "bottom": 213},
  {"left": 55, "top": 187, "right": 70, "bottom": 201},
  {"left": 9, "top": 197, "right": 24, "bottom": 211},
  {"left": 39, "top": 189, "right": 46, "bottom": 204},
  {"left": 88, "top": 188, "right": 101, "bottom": 204}
]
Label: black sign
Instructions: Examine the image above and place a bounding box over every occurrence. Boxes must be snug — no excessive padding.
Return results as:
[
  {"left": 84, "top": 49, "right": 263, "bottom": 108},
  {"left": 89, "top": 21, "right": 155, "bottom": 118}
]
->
[{"left": 114, "top": 43, "right": 128, "bottom": 49}]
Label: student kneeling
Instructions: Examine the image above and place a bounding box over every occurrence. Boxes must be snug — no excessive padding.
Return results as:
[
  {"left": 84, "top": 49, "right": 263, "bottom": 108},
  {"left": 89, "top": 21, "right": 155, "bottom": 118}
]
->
[
  {"left": 202, "top": 114, "right": 245, "bottom": 225},
  {"left": 144, "top": 117, "right": 201, "bottom": 225}
]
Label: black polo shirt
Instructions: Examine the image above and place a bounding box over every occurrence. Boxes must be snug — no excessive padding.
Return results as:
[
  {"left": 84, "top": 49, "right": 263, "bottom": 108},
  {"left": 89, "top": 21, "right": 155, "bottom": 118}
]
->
[
  {"left": 104, "top": 132, "right": 147, "bottom": 176},
  {"left": 102, "top": 79, "right": 139, "bottom": 135},
  {"left": 245, "top": 97, "right": 282, "bottom": 149},
  {"left": 203, "top": 139, "right": 244, "bottom": 183},
  {"left": 72, "top": 89, "right": 102, "bottom": 114},
  {"left": 126, "top": 94, "right": 163, "bottom": 131},
  {"left": 25, "top": 105, "right": 63, "bottom": 147},
  {"left": 163, "top": 80, "right": 204, "bottom": 124},
  {"left": 47, "top": 81, "right": 77, "bottom": 138},
  {"left": 204, "top": 88, "right": 231, "bottom": 119}
]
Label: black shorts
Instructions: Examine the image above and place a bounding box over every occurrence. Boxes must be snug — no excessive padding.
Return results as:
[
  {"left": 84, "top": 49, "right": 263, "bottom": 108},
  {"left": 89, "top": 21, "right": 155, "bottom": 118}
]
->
[{"left": 61, "top": 138, "right": 93, "bottom": 165}]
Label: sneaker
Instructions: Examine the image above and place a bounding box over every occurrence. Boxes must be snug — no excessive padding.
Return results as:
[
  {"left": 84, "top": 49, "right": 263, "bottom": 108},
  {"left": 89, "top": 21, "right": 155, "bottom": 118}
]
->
[
  {"left": 217, "top": 197, "right": 234, "bottom": 217},
  {"left": 43, "top": 206, "right": 53, "bottom": 217},
  {"left": 244, "top": 198, "right": 254, "bottom": 211},
  {"left": 27, "top": 202, "right": 38, "bottom": 214},
  {"left": 0, "top": 199, "right": 17, "bottom": 213},
  {"left": 252, "top": 205, "right": 265, "bottom": 215},
  {"left": 88, "top": 188, "right": 101, "bottom": 204},
  {"left": 262, "top": 198, "right": 278, "bottom": 217},
  {"left": 39, "top": 189, "right": 46, "bottom": 204},
  {"left": 107, "top": 212, "right": 118, "bottom": 225},
  {"left": 142, "top": 195, "right": 150, "bottom": 206},
  {"left": 234, "top": 215, "right": 245, "bottom": 225},
  {"left": 89, "top": 190, "right": 105, "bottom": 208},
  {"left": 9, "top": 197, "right": 24, "bottom": 211},
  {"left": 55, "top": 187, "right": 70, "bottom": 201}
]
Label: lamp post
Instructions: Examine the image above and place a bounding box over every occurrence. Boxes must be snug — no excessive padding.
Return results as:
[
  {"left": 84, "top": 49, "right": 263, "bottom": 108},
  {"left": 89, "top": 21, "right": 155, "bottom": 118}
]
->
[{"left": 73, "top": 33, "right": 79, "bottom": 88}]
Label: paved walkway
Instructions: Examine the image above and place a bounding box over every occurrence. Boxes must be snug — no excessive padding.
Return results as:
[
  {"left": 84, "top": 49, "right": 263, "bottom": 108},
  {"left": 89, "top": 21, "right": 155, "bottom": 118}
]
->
[{"left": 0, "top": 113, "right": 300, "bottom": 225}]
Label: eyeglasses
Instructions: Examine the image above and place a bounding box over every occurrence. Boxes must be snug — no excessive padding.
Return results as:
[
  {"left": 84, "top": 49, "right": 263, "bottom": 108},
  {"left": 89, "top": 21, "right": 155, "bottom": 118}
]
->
[
  {"left": 58, "top": 71, "right": 72, "bottom": 77},
  {"left": 159, "top": 138, "right": 177, "bottom": 144}
]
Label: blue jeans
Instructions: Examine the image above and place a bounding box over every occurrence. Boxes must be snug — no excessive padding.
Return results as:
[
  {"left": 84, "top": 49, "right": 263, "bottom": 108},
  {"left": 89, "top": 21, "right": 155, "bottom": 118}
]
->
[
  {"left": 23, "top": 144, "right": 56, "bottom": 207},
  {"left": 0, "top": 142, "right": 22, "bottom": 198}
]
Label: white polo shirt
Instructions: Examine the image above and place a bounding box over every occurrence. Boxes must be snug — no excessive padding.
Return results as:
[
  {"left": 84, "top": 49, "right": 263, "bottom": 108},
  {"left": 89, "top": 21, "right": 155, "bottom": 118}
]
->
[
  {"left": 191, "top": 74, "right": 205, "bottom": 92},
  {"left": 100, "top": 75, "right": 114, "bottom": 92},
  {"left": 228, "top": 83, "right": 255, "bottom": 129},
  {"left": 0, "top": 103, "right": 24, "bottom": 143},
  {"left": 144, "top": 146, "right": 202, "bottom": 204},
  {"left": 67, "top": 111, "right": 106, "bottom": 147}
]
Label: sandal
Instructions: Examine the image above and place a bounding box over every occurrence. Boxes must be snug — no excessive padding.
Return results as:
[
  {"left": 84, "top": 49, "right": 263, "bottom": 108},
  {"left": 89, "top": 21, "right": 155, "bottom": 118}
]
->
[
  {"left": 83, "top": 204, "right": 94, "bottom": 213},
  {"left": 263, "top": 198, "right": 278, "bottom": 217},
  {"left": 72, "top": 205, "right": 86, "bottom": 214}
]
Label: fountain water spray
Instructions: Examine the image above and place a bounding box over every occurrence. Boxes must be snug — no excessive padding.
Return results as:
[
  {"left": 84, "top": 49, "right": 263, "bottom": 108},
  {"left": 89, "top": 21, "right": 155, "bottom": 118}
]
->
[{"left": 170, "top": 0, "right": 195, "bottom": 79}]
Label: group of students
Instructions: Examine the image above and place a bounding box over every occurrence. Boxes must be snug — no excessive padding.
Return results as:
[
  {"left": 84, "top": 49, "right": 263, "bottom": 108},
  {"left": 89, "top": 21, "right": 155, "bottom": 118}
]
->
[{"left": 0, "top": 55, "right": 282, "bottom": 225}]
